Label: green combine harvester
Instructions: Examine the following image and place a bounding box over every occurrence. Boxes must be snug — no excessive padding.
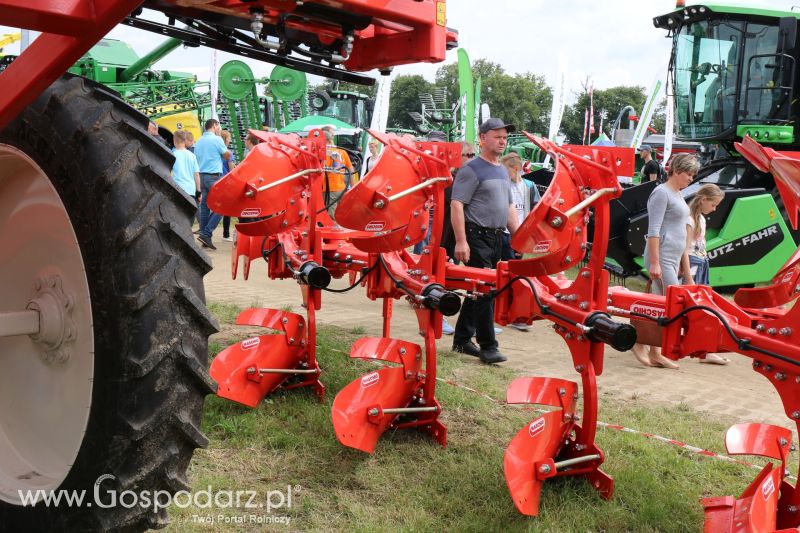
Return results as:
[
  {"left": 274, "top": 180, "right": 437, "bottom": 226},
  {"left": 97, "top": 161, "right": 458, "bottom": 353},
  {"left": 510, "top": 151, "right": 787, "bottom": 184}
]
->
[{"left": 605, "top": 3, "right": 800, "bottom": 288}]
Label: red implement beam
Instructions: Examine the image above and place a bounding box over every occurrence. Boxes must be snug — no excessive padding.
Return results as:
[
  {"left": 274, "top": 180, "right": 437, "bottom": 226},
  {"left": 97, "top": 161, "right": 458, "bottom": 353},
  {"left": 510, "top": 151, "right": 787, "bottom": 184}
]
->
[{"left": 0, "top": 0, "right": 144, "bottom": 129}]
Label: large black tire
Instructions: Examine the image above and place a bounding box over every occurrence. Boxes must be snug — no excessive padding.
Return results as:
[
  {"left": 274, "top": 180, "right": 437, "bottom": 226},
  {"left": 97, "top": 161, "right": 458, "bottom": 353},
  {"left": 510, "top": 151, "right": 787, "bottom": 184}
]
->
[{"left": 0, "top": 76, "right": 217, "bottom": 531}]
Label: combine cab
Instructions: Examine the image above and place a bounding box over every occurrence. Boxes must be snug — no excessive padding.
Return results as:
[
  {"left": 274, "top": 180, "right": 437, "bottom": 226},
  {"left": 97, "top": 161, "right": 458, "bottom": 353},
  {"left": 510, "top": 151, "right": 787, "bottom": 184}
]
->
[{"left": 0, "top": 1, "right": 455, "bottom": 530}]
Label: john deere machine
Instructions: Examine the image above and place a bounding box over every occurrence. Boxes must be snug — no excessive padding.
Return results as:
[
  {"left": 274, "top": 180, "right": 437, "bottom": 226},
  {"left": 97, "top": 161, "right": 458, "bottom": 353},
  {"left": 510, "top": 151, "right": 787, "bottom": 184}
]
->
[
  {"left": 0, "top": 1, "right": 454, "bottom": 530},
  {"left": 606, "top": 3, "right": 800, "bottom": 288}
]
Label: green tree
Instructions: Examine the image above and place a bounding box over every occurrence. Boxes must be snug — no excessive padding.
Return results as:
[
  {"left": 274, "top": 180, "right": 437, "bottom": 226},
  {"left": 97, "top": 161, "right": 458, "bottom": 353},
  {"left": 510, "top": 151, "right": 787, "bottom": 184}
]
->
[
  {"left": 562, "top": 84, "right": 648, "bottom": 144},
  {"left": 434, "top": 59, "right": 552, "bottom": 134},
  {"left": 387, "top": 75, "right": 435, "bottom": 130}
]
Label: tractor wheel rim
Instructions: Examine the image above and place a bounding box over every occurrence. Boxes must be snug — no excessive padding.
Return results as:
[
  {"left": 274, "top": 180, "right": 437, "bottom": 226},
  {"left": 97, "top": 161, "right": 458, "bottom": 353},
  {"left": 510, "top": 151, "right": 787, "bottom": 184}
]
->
[{"left": 0, "top": 144, "right": 94, "bottom": 503}]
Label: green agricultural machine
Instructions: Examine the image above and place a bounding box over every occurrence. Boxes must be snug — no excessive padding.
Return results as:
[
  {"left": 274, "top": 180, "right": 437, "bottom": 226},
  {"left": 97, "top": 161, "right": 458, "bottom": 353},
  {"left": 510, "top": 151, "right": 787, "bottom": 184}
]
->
[
  {"left": 406, "top": 87, "right": 459, "bottom": 140},
  {"left": 1, "top": 36, "right": 374, "bottom": 162},
  {"left": 67, "top": 37, "right": 213, "bottom": 141},
  {"left": 605, "top": 3, "right": 800, "bottom": 288},
  {"left": 216, "top": 58, "right": 374, "bottom": 158}
]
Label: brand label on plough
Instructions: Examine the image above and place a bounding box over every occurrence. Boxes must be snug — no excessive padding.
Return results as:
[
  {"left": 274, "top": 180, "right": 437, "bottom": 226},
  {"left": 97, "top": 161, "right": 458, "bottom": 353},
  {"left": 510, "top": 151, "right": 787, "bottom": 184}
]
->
[
  {"left": 631, "top": 302, "right": 665, "bottom": 318},
  {"left": 365, "top": 221, "right": 386, "bottom": 232},
  {"left": 532, "top": 240, "right": 552, "bottom": 254},
  {"left": 240, "top": 208, "right": 262, "bottom": 217},
  {"left": 528, "top": 418, "right": 546, "bottom": 438},
  {"left": 241, "top": 337, "right": 261, "bottom": 350},
  {"left": 762, "top": 476, "right": 775, "bottom": 500},
  {"left": 361, "top": 372, "right": 380, "bottom": 388}
]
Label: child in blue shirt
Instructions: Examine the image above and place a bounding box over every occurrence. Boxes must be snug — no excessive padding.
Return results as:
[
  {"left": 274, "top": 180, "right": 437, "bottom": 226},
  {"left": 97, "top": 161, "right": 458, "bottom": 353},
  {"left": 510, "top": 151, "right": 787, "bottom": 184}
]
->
[{"left": 171, "top": 130, "right": 200, "bottom": 196}]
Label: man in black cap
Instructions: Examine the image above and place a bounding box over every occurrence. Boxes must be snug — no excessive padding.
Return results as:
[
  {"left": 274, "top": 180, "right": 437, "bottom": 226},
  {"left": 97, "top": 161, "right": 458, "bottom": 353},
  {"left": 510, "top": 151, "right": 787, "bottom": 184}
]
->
[
  {"left": 450, "top": 118, "right": 521, "bottom": 364},
  {"left": 639, "top": 144, "right": 662, "bottom": 183}
]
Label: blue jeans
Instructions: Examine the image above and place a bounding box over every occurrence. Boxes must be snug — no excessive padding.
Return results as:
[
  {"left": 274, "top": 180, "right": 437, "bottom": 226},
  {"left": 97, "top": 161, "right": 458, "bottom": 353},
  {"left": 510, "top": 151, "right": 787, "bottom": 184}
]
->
[
  {"left": 501, "top": 232, "right": 520, "bottom": 260},
  {"left": 199, "top": 172, "right": 222, "bottom": 238},
  {"left": 689, "top": 255, "right": 710, "bottom": 285},
  {"left": 413, "top": 210, "right": 435, "bottom": 254}
]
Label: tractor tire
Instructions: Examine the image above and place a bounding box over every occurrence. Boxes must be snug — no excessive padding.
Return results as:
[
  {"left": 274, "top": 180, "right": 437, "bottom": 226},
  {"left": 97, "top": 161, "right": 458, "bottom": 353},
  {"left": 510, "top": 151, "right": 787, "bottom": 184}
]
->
[
  {"left": 0, "top": 75, "right": 217, "bottom": 531},
  {"left": 308, "top": 90, "right": 331, "bottom": 112}
]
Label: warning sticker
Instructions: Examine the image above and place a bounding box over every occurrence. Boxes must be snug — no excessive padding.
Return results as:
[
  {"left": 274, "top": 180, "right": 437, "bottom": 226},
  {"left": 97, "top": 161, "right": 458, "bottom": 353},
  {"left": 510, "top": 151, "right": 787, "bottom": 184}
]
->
[
  {"left": 436, "top": 2, "right": 446, "bottom": 26},
  {"left": 762, "top": 476, "right": 775, "bottom": 500}
]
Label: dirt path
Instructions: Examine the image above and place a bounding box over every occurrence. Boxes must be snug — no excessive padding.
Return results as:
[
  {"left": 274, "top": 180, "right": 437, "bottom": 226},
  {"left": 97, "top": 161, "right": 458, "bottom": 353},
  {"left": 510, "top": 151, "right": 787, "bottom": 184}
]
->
[{"left": 202, "top": 240, "right": 791, "bottom": 432}]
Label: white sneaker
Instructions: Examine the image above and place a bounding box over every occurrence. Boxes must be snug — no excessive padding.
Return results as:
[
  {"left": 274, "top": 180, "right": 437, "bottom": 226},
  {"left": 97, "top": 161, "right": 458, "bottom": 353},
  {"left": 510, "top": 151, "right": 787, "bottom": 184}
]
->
[
  {"left": 222, "top": 235, "right": 233, "bottom": 242},
  {"left": 509, "top": 321, "right": 530, "bottom": 332},
  {"left": 494, "top": 327, "right": 503, "bottom": 335}
]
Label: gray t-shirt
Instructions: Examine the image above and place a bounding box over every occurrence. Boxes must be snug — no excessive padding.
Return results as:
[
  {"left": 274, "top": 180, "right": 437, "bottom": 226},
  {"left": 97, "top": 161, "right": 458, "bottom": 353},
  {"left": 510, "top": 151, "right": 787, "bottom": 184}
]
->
[{"left": 451, "top": 157, "right": 513, "bottom": 228}]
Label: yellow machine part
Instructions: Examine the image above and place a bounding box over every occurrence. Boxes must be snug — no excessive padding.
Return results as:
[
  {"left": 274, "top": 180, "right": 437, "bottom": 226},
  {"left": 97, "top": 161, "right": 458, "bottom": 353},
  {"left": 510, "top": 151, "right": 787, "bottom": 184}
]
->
[
  {"left": 154, "top": 110, "right": 202, "bottom": 141},
  {"left": 0, "top": 33, "right": 21, "bottom": 54}
]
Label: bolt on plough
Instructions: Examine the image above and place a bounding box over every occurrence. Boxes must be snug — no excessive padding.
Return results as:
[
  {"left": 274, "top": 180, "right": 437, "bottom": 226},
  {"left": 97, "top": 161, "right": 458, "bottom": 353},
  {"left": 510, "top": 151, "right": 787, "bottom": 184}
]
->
[{"left": 206, "top": 128, "right": 800, "bottom": 531}]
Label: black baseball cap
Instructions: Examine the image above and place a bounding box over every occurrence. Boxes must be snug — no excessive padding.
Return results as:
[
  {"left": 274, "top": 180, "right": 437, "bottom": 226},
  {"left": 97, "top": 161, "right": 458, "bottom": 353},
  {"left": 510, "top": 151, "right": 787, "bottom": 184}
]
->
[{"left": 479, "top": 118, "right": 516, "bottom": 134}]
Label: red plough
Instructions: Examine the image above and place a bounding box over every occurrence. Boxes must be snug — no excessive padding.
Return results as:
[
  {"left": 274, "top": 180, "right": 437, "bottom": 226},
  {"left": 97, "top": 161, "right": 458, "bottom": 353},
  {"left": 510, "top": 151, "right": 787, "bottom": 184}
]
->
[{"left": 208, "top": 126, "right": 800, "bottom": 530}]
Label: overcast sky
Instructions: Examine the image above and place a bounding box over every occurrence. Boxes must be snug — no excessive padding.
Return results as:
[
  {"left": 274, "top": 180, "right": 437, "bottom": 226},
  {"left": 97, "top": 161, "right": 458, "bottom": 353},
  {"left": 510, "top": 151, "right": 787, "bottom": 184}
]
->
[{"left": 1, "top": 1, "right": 797, "bottom": 101}]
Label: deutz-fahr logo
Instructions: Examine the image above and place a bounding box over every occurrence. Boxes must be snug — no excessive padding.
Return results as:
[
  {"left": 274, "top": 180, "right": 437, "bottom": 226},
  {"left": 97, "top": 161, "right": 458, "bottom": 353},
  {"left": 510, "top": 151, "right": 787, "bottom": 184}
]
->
[
  {"left": 630, "top": 302, "right": 665, "bottom": 318},
  {"left": 361, "top": 372, "right": 380, "bottom": 388},
  {"left": 365, "top": 221, "right": 386, "bottom": 232},
  {"left": 528, "top": 418, "right": 546, "bottom": 438},
  {"left": 241, "top": 337, "right": 261, "bottom": 350}
]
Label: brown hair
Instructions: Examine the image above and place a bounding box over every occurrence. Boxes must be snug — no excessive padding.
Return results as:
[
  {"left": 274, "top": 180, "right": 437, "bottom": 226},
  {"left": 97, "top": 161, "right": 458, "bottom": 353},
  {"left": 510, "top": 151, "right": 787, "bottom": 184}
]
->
[
  {"left": 500, "top": 152, "right": 522, "bottom": 167},
  {"left": 689, "top": 183, "right": 724, "bottom": 234},
  {"left": 220, "top": 129, "right": 232, "bottom": 145},
  {"left": 173, "top": 129, "right": 186, "bottom": 145},
  {"left": 667, "top": 153, "right": 700, "bottom": 177},
  {"left": 246, "top": 132, "right": 260, "bottom": 146}
]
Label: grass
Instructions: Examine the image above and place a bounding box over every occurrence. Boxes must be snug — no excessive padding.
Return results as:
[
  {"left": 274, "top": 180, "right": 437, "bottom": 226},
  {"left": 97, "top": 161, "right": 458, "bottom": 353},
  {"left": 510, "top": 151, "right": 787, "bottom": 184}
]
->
[{"left": 165, "top": 303, "right": 774, "bottom": 532}]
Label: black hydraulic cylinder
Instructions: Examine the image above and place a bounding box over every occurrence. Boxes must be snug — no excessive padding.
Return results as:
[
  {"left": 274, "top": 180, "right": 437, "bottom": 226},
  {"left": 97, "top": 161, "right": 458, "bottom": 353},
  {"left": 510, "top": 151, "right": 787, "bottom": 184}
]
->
[
  {"left": 298, "top": 261, "right": 332, "bottom": 289},
  {"left": 421, "top": 283, "right": 461, "bottom": 316},
  {"left": 584, "top": 312, "right": 637, "bottom": 352}
]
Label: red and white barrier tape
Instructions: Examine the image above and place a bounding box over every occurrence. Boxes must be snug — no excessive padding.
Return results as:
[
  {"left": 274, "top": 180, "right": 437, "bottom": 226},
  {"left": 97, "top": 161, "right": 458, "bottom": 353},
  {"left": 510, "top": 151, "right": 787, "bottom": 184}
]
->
[
  {"left": 339, "top": 350, "right": 791, "bottom": 477},
  {"left": 434, "top": 376, "right": 790, "bottom": 477}
]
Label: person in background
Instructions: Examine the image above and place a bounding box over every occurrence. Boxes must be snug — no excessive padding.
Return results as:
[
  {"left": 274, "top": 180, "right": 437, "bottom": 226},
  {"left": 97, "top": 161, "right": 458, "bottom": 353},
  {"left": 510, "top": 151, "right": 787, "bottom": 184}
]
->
[
  {"left": 499, "top": 151, "right": 539, "bottom": 332},
  {"left": 183, "top": 130, "right": 195, "bottom": 152},
  {"left": 220, "top": 130, "right": 237, "bottom": 242},
  {"left": 450, "top": 118, "right": 520, "bottom": 365},
  {"left": 322, "top": 129, "right": 354, "bottom": 222},
  {"left": 685, "top": 183, "right": 729, "bottom": 365},
  {"left": 640, "top": 144, "right": 662, "bottom": 183},
  {"left": 363, "top": 139, "right": 381, "bottom": 175},
  {"left": 439, "top": 141, "right": 477, "bottom": 337},
  {"left": 244, "top": 132, "right": 260, "bottom": 158},
  {"left": 171, "top": 130, "right": 200, "bottom": 198},
  {"left": 148, "top": 121, "right": 166, "bottom": 144},
  {"left": 195, "top": 118, "right": 231, "bottom": 250},
  {"left": 631, "top": 153, "right": 700, "bottom": 369},
  {"left": 413, "top": 130, "right": 446, "bottom": 255}
]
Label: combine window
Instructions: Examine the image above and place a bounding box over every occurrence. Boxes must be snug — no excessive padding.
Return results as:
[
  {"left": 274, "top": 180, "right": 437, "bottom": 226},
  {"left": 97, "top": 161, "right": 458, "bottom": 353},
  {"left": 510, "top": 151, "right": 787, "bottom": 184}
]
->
[
  {"left": 674, "top": 19, "right": 743, "bottom": 138},
  {"left": 740, "top": 24, "right": 791, "bottom": 124},
  {"left": 673, "top": 17, "right": 795, "bottom": 140}
]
